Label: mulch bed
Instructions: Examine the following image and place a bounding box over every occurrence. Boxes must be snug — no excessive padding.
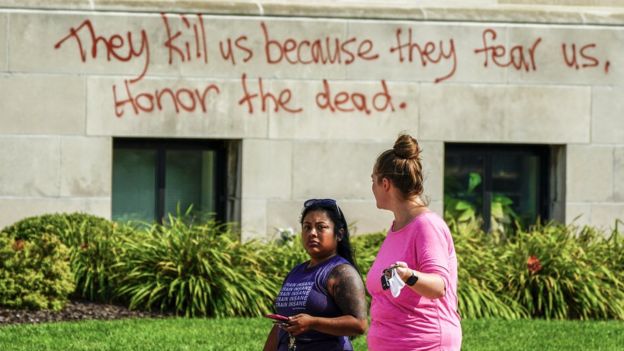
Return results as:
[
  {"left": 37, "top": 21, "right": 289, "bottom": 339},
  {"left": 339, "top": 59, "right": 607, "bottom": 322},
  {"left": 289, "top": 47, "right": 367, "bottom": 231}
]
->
[{"left": 0, "top": 300, "right": 172, "bottom": 326}]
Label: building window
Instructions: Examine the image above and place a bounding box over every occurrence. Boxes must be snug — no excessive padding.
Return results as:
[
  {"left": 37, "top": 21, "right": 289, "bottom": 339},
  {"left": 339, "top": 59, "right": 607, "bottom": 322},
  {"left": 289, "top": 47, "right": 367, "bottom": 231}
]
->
[
  {"left": 112, "top": 138, "right": 229, "bottom": 223},
  {"left": 444, "top": 144, "right": 559, "bottom": 232}
]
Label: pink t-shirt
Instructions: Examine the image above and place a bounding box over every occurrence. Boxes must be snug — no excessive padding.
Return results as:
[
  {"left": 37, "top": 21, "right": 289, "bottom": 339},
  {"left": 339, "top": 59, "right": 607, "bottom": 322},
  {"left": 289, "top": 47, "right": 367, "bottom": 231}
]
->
[{"left": 366, "top": 211, "right": 462, "bottom": 351}]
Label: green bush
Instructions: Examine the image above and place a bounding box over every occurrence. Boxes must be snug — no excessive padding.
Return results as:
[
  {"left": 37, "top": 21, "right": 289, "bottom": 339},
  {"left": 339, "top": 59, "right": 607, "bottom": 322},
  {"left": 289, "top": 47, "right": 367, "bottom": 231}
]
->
[
  {"left": 355, "top": 219, "right": 624, "bottom": 321},
  {"left": 113, "top": 214, "right": 280, "bottom": 317},
  {"left": 348, "top": 226, "right": 529, "bottom": 319},
  {"left": 500, "top": 222, "right": 624, "bottom": 320},
  {"left": 1, "top": 213, "right": 112, "bottom": 242},
  {"left": 584, "top": 221, "right": 624, "bottom": 281},
  {"left": 68, "top": 222, "right": 130, "bottom": 303},
  {"left": 451, "top": 220, "right": 529, "bottom": 319},
  {"left": 262, "top": 241, "right": 308, "bottom": 281},
  {"left": 1, "top": 213, "right": 124, "bottom": 302},
  {"left": 0, "top": 233, "right": 75, "bottom": 310},
  {"left": 2, "top": 211, "right": 622, "bottom": 321},
  {"left": 352, "top": 232, "right": 384, "bottom": 275},
  {"left": 349, "top": 225, "right": 529, "bottom": 319}
]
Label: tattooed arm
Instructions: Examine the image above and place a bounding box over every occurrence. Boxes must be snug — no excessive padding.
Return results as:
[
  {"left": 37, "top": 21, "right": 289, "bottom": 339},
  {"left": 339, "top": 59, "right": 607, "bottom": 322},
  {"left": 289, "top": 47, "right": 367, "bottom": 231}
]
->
[{"left": 283, "top": 264, "right": 368, "bottom": 336}]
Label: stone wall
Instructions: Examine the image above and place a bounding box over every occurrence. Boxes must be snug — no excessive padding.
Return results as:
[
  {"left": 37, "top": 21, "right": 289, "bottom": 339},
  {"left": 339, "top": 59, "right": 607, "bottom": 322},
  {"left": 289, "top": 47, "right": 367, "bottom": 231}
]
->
[{"left": 0, "top": 1, "right": 623, "bottom": 238}]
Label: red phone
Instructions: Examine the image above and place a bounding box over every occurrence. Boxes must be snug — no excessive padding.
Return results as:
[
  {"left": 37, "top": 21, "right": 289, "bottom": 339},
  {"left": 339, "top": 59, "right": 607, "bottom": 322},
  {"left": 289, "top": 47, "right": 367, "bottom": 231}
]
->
[{"left": 264, "top": 313, "right": 289, "bottom": 322}]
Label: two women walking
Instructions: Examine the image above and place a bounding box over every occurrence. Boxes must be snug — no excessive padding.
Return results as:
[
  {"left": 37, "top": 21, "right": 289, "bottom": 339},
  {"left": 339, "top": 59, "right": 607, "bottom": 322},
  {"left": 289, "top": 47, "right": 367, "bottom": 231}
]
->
[{"left": 263, "top": 134, "right": 462, "bottom": 351}]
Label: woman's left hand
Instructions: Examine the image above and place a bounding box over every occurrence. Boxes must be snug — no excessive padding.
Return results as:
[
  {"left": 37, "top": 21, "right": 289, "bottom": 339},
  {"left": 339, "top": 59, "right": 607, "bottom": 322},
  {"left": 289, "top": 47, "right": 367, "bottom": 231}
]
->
[{"left": 283, "top": 313, "right": 316, "bottom": 336}]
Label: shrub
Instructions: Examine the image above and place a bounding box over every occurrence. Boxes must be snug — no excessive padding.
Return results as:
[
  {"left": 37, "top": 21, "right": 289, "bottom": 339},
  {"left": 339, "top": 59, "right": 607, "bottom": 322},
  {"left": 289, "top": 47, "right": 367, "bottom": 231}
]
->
[
  {"left": 3, "top": 211, "right": 621, "bottom": 321},
  {"left": 0, "top": 233, "right": 75, "bottom": 310},
  {"left": 350, "top": 225, "right": 529, "bottom": 319},
  {"left": 584, "top": 221, "right": 624, "bottom": 280},
  {"left": 500, "top": 222, "right": 624, "bottom": 320},
  {"left": 113, "top": 215, "right": 280, "bottom": 317},
  {"left": 1, "top": 213, "right": 124, "bottom": 302},
  {"left": 352, "top": 232, "right": 384, "bottom": 275},
  {"left": 262, "top": 241, "right": 308, "bottom": 280},
  {"left": 68, "top": 222, "right": 130, "bottom": 302},
  {"left": 451, "top": 220, "right": 528, "bottom": 319},
  {"left": 1, "top": 213, "right": 112, "bottom": 242}
]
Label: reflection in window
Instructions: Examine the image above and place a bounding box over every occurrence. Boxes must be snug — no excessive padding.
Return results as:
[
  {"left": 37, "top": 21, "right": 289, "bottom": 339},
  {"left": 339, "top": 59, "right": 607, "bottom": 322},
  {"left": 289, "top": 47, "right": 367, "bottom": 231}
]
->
[
  {"left": 112, "top": 149, "right": 157, "bottom": 222},
  {"left": 112, "top": 139, "right": 226, "bottom": 223},
  {"left": 165, "top": 150, "right": 216, "bottom": 217},
  {"left": 444, "top": 144, "right": 551, "bottom": 233}
]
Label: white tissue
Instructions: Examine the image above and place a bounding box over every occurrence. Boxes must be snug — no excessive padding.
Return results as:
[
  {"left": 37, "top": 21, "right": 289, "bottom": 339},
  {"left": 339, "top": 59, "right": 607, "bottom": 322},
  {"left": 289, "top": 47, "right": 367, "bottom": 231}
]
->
[{"left": 389, "top": 268, "right": 406, "bottom": 298}]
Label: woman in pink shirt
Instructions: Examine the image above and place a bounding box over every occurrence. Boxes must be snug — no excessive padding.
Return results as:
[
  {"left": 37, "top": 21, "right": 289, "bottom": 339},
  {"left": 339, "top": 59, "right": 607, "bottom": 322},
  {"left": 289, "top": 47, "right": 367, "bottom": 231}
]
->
[{"left": 366, "top": 134, "right": 462, "bottom": 351}]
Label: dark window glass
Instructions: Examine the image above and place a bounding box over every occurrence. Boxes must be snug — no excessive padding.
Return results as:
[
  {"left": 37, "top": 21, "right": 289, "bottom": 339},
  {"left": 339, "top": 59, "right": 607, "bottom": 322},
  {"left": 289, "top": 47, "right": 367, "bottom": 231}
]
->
[
  {"left": 112, "top": 149, "right": 157, "bottom": 222},
  {"left": 164, "top": 150, "right": 216, "bottom": 216},
  {"left": 444, "top": 144, "right": 551, "bottom": 232},
  {"left": 112, "top": 139, "right": 227, "bottom": 223}
]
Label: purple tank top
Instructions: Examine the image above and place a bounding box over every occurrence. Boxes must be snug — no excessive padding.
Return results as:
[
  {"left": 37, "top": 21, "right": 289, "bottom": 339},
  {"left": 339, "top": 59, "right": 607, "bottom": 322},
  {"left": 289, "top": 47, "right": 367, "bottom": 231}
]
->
[{"left": 274, "top": 255, "right": 353, "bottom": 351}]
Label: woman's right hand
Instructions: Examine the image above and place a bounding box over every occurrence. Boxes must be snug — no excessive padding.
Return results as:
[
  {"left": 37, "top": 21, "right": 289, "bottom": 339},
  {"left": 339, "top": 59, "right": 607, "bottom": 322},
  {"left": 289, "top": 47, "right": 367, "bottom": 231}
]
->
[{"left": 281, "top": 313, "right": 316, "bottom": 336}]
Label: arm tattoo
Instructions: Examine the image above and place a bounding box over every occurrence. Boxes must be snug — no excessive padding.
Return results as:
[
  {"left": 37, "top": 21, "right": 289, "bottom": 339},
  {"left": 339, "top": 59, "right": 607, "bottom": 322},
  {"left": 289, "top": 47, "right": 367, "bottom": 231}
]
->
[{"left": 328, "top": 264, "right": 367, "bottom": 320}]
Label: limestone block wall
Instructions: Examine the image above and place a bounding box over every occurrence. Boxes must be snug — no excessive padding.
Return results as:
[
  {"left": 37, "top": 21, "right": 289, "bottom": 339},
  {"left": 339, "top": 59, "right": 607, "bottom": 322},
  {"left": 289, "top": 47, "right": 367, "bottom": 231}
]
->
[
  {"left": 0, "top": 1, "right": 623, "bottom": 238},
  {"left": 0, "top": 69, "right": 111, "bottom": 226}
]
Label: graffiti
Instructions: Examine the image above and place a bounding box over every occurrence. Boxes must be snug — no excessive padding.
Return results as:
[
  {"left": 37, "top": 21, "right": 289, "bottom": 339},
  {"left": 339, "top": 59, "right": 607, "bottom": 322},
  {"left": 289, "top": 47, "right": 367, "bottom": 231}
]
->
[
  {"left": 473, "top": 28, "right": 542, "bottom": 72},
  {"left": 261, "top": 22, "right": 379, "bottom": 65},
  {"left": 219, "top": 35, "right": 254, "bottom": 65},
  {"left": 112, "top": 79, "right": 220, "bottom": 117},
  {"left": 54, "top": 19, "right": 150, "bottom": 83},
  {"left": 51, "top": 15, "right": 614, "bottom": 117},
  {"left": 238, "top": 73, "right": 303, "bottom": 114},
  {"left": 161, "top": 13, "right": 208, "bottom": 65},
  {"left": 561, "top": 43, "right": 609, "bottom": 72},
  {"left": 389, "top": 28, "right": 457, "bottom": 83},
  {"left": 315, "top": 79, "right": 401, "bottom": 114}
]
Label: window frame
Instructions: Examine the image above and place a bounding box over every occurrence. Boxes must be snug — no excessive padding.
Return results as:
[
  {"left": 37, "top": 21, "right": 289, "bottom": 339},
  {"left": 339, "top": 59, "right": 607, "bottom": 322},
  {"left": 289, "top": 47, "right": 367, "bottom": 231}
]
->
[
  {"left": 444, "top": 143, "right": 552, "bottom": 232},
  {"left": 113, "top": 138, "right": 228, "bottom": 223}
]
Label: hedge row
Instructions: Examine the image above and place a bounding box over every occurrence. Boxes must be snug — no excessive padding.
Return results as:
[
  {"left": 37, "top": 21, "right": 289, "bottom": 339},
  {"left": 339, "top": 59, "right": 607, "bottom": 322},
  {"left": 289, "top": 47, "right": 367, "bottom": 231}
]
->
[{"left": 1, "top": 213, "right": 623, "bottom": 320}]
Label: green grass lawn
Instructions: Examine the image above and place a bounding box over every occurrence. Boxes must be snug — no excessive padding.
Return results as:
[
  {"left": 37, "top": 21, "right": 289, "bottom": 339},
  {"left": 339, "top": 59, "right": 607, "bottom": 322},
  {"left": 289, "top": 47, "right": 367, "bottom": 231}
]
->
[{"left": 1, "top": 318, "right": 623, "bottom": 350}]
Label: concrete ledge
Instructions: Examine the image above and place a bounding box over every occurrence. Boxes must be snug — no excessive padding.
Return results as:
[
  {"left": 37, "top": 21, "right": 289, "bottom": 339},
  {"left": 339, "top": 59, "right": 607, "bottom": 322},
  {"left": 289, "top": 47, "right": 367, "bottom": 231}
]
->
[{"left": 1, "top": 1, "right": 624, "bottom": 25}]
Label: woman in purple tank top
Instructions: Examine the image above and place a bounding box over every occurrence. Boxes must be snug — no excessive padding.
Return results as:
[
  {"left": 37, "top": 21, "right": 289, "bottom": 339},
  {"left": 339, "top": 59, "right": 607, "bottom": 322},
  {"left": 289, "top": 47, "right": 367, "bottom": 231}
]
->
[{"left": 263, "top": 199, "right": 368, "bottom": 351}]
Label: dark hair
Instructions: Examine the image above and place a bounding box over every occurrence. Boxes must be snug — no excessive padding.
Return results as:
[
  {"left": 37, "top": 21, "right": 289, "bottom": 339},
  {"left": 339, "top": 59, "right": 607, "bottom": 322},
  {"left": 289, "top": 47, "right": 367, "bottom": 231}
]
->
[
  {"left": 374, "top": 133, "right": 425, "bottom": 200},
  {"left": 300, "top": 201, "right": 360, "bottom": 274}
]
